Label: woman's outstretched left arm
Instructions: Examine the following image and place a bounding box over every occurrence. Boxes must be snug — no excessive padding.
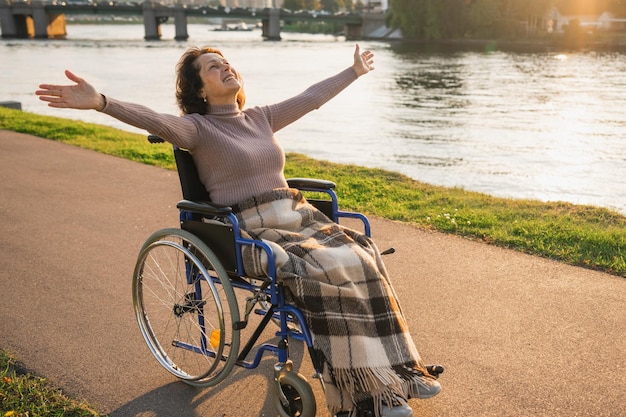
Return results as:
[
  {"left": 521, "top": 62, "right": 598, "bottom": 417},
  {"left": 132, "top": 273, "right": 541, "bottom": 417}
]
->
[{"left": 263, "top": 44, "right": 375, "bottom": 132}]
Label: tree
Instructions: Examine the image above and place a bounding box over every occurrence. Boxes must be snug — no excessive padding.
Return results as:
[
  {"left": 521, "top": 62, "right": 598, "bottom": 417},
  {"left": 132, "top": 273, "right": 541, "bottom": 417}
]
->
[
  {"left": 387, "top": 0, "right": 471, "bottom": 39},
  {"left": 465, "top": 0, "right": 552, "bottom": 38},
  {"left": 387, "top": 0, "right": 438, "bottom": 39},
  {"left": 439, "top": 0, "right": 472, "bottom": 38},
  {"left": 320, "top": 0, "right": 345, "bottom": 13},
  {"left": 283, "top": 0, "right": 318, "bottom": 11},
  {"left": 508, "top": 0, "right": 553, "bottom": 36},
  {"left": 467, "top": 0, "right": 500, "bottom": 38},
  {"left": 386, "top": 0, "right": 555, "bottom": 40},
  {"left": 283, "top": 0, "right": 305, "bottom": 11},
  {"left": 562, "top": 17, "right": 586, "bottom": 47},
  {"left": 304, "top": 0, "right": 319, "bottom": 10}
]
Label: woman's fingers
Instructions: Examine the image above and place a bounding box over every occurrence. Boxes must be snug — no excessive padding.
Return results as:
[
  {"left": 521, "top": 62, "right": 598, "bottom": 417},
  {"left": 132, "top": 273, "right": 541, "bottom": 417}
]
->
[
  {"left": 64, "top": 69, "right": 82, "bottom": 84},
  {"left": 36, "top": 70, "right": 80, "bottom": 99},
  {"left": 35, "top": 89, "right": 68, "bottom": 107},
  {"left": 35, "top": 70, "right": 98, "bottom": 109},
  {"left": 355, "top": 44, "right": 374, "bottom": 70}
]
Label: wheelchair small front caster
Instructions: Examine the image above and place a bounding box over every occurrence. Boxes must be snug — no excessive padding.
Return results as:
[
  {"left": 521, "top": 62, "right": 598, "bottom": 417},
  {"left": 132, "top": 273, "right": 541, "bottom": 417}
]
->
[{"left": 273, "top": 362, "right": 316, "bottom": 417}]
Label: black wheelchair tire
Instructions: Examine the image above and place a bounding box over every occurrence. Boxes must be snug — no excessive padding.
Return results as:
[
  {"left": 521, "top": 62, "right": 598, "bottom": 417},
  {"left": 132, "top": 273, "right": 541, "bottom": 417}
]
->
[
  {"left": 273, "top": 371, "right": 316, "bottom": 417},
  {"left": 133, "top": 227, "right": 241, "bottom": 387}
]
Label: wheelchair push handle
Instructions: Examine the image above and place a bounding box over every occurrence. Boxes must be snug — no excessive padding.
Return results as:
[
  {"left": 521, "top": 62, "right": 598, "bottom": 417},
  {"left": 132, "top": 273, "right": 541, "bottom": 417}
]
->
[{"left": 148, "top": 134, "right": 165, "bottom": 143}]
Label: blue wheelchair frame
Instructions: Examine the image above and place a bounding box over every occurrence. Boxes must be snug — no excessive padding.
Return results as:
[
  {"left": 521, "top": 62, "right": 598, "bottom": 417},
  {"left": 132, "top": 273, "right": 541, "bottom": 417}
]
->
[{"left": 176, "top": 177, "right": 372, "bottom": 376}]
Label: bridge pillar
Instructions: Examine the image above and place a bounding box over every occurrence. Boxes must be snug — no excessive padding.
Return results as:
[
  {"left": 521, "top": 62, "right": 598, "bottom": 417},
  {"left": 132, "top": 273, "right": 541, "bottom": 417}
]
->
[
  {"left": 142, "top": 2, "right": 161, "bottom": 40},
  {"left": 262, "top": 8, "right": 280, "bottom": 41},
  {"left": 345, "top": 23, "right": 362, "bottom": 41},
  {"left": 47, "top": 13, "right": 66, "bottom": 38},
  {"left": 31, "top": 2, "right": 48, "bottom": 38},
  {"left": 173, "top": 4, "right": 187, "bottom": 41},
  {"left": 0, "top": 0, "right": 18, "bottom": 38}
]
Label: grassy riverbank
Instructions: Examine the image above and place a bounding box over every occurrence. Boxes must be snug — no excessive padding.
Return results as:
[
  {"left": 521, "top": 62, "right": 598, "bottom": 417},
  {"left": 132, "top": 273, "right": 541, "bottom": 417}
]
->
[{"left": 1, "top": 106, "right": 625, "bottom": 277}]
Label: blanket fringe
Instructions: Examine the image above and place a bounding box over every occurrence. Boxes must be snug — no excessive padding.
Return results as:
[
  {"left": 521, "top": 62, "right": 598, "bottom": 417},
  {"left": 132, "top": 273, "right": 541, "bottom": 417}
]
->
[{"left": 328, "top": 366, "right": 415, "bottom": 417}]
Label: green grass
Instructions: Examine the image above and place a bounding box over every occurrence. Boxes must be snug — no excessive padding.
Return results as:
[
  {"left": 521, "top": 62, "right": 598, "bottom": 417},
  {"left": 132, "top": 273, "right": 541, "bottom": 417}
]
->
[
  {"left": 0, "top": 108, "right": 175, "bottom": 170},
  {"left": 1, "top": 106, "right": 624, "bottom": 277},
  {"left": 0, "top": 351, "right": 102, "bottom": 416},
  {"left": 285, "top": 155, "right": 626, "bottom": 275}
]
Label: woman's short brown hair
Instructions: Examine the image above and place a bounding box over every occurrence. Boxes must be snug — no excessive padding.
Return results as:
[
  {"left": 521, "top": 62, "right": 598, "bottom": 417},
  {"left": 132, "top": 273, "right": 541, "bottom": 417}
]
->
[{"left": 175, "top": 46, "right": 245, "bottom": 115}]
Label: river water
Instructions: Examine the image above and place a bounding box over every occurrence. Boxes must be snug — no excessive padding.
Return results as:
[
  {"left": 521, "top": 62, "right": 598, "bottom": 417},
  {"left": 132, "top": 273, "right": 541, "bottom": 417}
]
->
[{"left": 1, "top": 24, "right": 625, "bottom": 215}]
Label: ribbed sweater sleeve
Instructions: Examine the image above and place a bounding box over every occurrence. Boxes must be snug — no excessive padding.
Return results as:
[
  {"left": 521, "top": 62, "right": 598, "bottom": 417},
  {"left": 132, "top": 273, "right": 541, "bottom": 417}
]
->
[
  {"left": 101, "top": 98, "right": 198, "bottom": 149},
  {"left": 262, "top": 67, "right": 358, "bottom": 132}
]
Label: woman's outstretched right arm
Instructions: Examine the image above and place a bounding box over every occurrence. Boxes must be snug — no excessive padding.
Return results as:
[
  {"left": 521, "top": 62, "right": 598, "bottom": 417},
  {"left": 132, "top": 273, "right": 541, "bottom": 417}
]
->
[{"left": 36, "top": 70, "right": 197, "bottom": 149}]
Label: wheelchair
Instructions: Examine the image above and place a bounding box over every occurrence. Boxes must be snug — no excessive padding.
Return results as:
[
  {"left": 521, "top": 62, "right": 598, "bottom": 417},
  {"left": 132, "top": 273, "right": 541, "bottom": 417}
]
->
[{"left": 132, "top": 136, "right": 443, "bottom": 417}]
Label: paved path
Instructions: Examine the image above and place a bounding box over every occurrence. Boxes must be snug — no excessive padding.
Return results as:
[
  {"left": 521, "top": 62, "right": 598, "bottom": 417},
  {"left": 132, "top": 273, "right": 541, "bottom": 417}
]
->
[{"left": 1, "top": 130, "right": 625, "bottom": 417}]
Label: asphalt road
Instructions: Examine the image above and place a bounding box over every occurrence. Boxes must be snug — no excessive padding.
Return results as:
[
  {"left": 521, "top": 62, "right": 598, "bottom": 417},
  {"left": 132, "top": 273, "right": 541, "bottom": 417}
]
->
[{"left": 1, "top": 130, "right": 625, "bottom": 417}]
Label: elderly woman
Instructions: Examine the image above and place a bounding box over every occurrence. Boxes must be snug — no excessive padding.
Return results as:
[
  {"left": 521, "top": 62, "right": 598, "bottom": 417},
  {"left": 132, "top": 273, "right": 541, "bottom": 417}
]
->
[{"left": 36, "top": 45, "right": 440, "bottom": 417}]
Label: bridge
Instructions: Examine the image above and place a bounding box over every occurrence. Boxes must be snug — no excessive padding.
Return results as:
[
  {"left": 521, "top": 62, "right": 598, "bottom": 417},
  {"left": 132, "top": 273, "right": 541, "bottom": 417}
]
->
[{"left": 0, "top": 0, "right": 372, "bottom": 41}]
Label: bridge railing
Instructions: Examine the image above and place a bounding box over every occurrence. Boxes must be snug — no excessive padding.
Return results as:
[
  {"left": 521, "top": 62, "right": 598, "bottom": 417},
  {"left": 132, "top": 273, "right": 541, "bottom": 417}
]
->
[{"left": 0, "top": 1, "right": 365, "bottom": 40}]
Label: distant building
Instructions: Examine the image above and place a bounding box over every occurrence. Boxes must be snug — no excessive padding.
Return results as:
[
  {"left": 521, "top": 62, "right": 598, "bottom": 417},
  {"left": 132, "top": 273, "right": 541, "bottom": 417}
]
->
[
  {"left": 163, "top": 0, "right": 275, "bottom": 7},
  {"left": 548, "top": 7, "right": 626, "bottom": 32},
  {"left": 598, "top": 12, "right": 626, "bottom": 31},
  {"left": 157, "top": 0, "right": 384, "bottom": 10}
]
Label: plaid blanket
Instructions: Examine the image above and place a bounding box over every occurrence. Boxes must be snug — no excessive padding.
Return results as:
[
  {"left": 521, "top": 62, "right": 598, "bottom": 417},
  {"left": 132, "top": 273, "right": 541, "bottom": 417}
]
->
[{"left": 235, "top": 188, "right": 430, "bottom": 416}]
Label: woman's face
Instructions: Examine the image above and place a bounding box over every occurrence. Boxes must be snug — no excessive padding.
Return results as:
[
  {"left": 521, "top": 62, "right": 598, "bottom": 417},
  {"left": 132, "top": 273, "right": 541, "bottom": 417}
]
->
[{"left": 195, "top": 52, "right": 242, "bottom": 105}]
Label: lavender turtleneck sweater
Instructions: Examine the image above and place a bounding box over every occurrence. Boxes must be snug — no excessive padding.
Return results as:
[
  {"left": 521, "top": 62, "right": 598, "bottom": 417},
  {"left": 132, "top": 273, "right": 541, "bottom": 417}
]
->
[{"left": 102, "top": 67, "right": 358, "bottom": 206}]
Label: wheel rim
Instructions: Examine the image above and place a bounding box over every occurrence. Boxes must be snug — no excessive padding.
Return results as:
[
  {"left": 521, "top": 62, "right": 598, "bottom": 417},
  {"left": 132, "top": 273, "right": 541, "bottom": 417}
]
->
[
  {"left": 133, "top": 229, "right": 240, "bottom": 386},
  {"left": 280, "top": 384, "right": 304, "bottom": 415}
]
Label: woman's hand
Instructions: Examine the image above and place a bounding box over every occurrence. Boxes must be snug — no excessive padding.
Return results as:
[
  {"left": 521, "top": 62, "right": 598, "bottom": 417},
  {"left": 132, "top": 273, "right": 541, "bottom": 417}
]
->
[
  {"left": 352, "top": 44, "right": 375, "bottom": 77},
  {"left": 36, "top": 70, "right": 105, "bottom": 111}
]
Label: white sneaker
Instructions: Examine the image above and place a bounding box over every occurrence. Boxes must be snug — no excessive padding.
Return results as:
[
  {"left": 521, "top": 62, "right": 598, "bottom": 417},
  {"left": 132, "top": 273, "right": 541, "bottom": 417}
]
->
[
  {"left": 411, "top": 377, "right": 441, "bottom": 399},
  {"left": 382, "top": 403, "right": 413, "bottom": 417}
]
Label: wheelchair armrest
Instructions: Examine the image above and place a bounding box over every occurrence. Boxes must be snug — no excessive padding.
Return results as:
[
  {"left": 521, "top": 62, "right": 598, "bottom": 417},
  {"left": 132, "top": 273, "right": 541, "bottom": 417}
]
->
[
  {"left": 177, "top": 199, "right": 232, "bottom": 217},
  {"left": 287, "top": 178, "right": 336, "bottom": 190}
]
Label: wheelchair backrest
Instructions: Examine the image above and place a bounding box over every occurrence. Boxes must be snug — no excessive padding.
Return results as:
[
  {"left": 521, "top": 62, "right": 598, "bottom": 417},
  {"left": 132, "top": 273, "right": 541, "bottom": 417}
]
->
[
  {"left": 171, "top": 147, "right": 241, "bottom": 275},
  {"left": 173, "top": 147, "right": 335, "bottom": 219},
  {"left": 173, "top": 148, "right": 211, "bottom": 202},
  {"left": 171, "top": 144, "right": 337, "bottom": 222}
]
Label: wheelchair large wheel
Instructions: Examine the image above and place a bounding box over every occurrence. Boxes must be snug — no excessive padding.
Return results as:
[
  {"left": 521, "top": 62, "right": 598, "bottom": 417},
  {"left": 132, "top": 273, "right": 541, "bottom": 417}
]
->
[
  {"left": 133, "top": 228, "right": 240, "bottom": 386},
  {"left": 273, "top": 371, "right": 316, "bottom": 417}
]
